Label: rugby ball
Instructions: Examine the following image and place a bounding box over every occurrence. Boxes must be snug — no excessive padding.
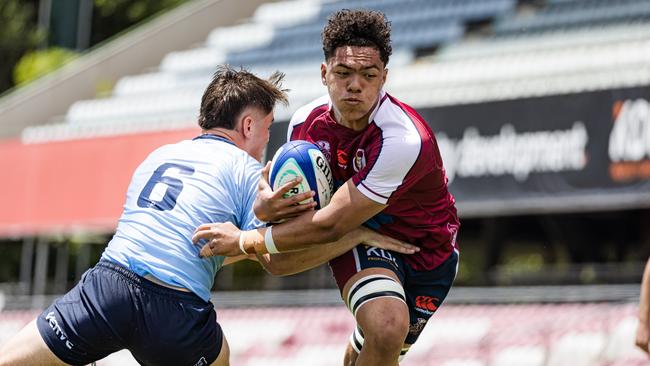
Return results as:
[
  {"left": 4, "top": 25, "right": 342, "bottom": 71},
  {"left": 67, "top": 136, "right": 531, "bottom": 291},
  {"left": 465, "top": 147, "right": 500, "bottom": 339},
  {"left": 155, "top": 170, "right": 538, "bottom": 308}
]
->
[{"left": 269, "top": 140, "right": 334, "bottom": 209}]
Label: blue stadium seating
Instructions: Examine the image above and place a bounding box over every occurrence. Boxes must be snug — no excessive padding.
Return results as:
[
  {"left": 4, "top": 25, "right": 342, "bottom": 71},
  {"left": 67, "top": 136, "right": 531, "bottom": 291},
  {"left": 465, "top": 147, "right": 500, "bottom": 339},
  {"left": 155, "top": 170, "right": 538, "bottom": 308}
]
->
[
  {"left": 495, "top": 0, "right": 650, "bottom": 35},
  {"left": 19, "top": 0, "right": 650, "bottom": 143},
  {"left": 226, "top": 0, "right": 515, "bottom": 67}
]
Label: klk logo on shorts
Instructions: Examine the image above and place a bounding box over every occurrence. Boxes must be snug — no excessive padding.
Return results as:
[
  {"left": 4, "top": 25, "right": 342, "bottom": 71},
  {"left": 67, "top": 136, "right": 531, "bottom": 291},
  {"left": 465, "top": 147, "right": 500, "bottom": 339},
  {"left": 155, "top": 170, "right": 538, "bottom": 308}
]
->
[{"left": 366, "top": 246, "right": 398, "bottom": 267}]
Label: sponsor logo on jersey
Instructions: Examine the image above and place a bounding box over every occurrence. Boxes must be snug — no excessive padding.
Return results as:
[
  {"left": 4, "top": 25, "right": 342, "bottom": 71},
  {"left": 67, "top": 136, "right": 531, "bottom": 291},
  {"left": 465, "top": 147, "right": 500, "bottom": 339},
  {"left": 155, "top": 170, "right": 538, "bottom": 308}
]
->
[
  {"left": 353, "top": 149, "right": 366, "bottom": 172},
  {"left": 414, "top": 296, "right": 439, "bottom": 315},
  {"left": 337, "top": 150, "right": 349, "bottom": 168},
  {"left": 45, "top": 312, "right": 74, "bottom": 350},
  {"left": 608, "top": 98, "right": 650, "bottom": 182},
  {"left": 316, "top": 140, "right": 332, "bottom": 160}
]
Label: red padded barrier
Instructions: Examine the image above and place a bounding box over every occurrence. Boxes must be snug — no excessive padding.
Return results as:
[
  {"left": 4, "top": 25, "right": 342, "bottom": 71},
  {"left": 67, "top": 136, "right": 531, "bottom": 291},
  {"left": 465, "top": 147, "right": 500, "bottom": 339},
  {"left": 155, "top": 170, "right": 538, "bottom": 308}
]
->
[{"left": 0, "top": 129, "right": 199, "bottom": 237}]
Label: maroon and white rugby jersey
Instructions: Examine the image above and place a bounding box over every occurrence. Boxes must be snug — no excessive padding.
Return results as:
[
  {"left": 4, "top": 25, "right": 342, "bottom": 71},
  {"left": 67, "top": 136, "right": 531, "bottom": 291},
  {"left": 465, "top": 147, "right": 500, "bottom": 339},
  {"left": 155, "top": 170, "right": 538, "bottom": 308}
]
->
[{"left": 287, "top": 91, "right": 460, "bottom": 271}]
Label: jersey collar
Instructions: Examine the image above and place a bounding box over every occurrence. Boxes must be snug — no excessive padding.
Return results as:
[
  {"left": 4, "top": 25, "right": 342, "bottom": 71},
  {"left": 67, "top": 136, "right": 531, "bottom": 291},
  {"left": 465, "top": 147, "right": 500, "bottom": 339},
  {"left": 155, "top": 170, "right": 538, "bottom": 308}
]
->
[{"left": 193, "top": 134, "right": 236, "bottom": 146}]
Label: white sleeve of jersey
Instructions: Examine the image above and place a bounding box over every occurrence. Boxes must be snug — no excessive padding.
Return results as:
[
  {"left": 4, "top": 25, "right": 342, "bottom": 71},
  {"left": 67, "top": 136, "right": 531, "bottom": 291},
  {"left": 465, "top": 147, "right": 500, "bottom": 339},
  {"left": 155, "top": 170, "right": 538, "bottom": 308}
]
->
[
  {"left": 287, "top": 94, "right": 330, "bottom": 142},
  {"left": 356, "top": 110, "right": 423, "bottom": 205}
]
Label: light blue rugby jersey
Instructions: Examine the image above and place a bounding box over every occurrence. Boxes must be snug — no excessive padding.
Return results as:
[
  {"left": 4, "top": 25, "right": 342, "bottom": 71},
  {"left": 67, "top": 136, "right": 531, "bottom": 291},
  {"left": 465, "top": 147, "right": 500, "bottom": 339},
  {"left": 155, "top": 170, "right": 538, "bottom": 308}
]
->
[{"left": 102, "top": 135, "right": 263, "bottom": 302}]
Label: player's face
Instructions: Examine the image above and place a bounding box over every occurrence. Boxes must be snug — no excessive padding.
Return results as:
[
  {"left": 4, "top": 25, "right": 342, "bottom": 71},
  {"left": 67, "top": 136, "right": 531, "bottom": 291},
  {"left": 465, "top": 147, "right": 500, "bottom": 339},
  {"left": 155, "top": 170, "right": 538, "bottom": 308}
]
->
[
  {"left": 322, "top": 46, "right": 387, "bottom": 130},
  {"left": 244, "top": 108, "right": 274, "bottom": 162}
]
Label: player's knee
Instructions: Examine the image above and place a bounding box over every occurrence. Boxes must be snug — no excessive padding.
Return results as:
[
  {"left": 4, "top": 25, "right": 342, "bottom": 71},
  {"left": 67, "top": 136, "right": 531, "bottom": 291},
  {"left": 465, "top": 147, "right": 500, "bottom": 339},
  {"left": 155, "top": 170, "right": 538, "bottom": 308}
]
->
[
  {"left": 346, "top": 274, "right": 408, "bottom": 354},
  {"left": 356, "top": 299, "right": 409, "bottom": 355},
  {"left": 364, "top": 308, "right": 409, "bottom": 348}
]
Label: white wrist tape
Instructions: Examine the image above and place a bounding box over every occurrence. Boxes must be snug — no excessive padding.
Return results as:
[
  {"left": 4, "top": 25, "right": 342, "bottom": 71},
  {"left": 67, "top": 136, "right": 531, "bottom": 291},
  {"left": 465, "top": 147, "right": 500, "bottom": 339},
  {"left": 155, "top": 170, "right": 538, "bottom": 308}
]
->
[
  {"left": 238, "top": 232, "right": 247, "bottom": 255},
  {"left": 264, "top": 226, "right": 280, "bottom": 254}
]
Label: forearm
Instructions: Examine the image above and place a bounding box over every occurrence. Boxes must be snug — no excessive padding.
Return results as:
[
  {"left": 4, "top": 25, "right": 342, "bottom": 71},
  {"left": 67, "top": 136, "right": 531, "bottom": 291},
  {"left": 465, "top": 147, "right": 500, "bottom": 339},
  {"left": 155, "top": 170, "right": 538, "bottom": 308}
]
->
[
  {"left": 640, "top": 259, "right": 650, "bottom": 323},
  {"left": 255, "top": 228, "right": 365, "bottom": 276},
  {"left": 273, "top": 208, "right": 343, "bottom": 248},
  {"left": 239, "top": 210, "right": 346, "bottom": 255},
  {"left": 243, "top": 181, "right": 386, "bottom": 255}
]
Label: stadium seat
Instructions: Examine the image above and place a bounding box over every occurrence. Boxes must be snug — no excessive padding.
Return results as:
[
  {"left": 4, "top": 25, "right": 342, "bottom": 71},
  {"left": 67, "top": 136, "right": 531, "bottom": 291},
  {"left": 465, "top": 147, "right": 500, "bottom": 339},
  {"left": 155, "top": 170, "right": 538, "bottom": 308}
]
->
[
  {"left": 440, "top": 360, "right": 486, "bottom": 366},
  {"left": 205, "top": 23, "right": 275, "bottom": 52},
  {"left": 495, "top": 0, "right": 650, "bottom": 36},
  {"left": 603, "top": 315, "right": 649, "bottom": 362},
  {"left": 547, "top": 331, "right": 608, "bottom": 366},
  {"left": 252, "top": 0, "right": 322, "bottom": 27},
  {"left": 491, "top": 345, "right": 546, "bottom": 366}
]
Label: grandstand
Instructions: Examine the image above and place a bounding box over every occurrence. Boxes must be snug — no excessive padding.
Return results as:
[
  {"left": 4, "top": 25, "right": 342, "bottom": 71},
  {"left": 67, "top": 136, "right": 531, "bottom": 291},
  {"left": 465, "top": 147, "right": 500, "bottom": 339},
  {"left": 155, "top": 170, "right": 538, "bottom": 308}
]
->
[{"left": 1, "top": 0, "right": 650, "bottom": 364}]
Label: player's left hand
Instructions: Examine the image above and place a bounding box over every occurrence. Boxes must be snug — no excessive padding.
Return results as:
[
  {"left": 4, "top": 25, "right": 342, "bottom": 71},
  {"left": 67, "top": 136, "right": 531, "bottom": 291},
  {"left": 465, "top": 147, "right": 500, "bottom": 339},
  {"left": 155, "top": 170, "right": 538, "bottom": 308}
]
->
[
  {"left": 253, "top": 162, "right": 317, "bottom": 222},
  {"left": 193, "top": 222, "right": 242, "bottom": 257},
  {"left": 357, "top": 226, "right": 420, "bottom": 255}
]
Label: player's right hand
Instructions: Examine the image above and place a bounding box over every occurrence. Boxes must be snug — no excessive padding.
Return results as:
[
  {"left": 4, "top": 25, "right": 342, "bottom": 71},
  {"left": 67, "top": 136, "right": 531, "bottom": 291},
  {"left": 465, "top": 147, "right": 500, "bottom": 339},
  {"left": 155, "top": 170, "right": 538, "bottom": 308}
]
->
[
  {"left": 357, "top": 227, "right": 420, "bottom": 255},
  {"left": 193, "top": 222, "right": 242, "bottom": 257},
  {"left": 253, "top": 162, "right": 316, "bottom": 222}
]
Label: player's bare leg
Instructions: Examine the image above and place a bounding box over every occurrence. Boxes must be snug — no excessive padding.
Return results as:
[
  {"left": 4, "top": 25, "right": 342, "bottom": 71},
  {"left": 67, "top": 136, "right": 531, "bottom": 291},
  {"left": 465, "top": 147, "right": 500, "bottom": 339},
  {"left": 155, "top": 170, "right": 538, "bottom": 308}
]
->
[
  {"left": 342, "top": 268, "right": 409, "bottom": 366},
  {"left": 210, "top": 335, "right": 231, "bottom": 366},
  {"left": 344, "top": 342, "right": 411, "bottom": 366},
  {"left": 343, "top": 342, "right": 359, "bottom": 366},
  {"left": 0, "top": 319, "right": 68, "bottom": 366}
]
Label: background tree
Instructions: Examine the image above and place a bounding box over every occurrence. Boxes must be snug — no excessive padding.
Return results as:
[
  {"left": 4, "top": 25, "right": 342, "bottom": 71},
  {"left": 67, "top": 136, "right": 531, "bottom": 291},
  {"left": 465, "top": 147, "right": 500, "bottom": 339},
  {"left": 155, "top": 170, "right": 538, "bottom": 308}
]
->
[
  {"left": 91, "top": 0, "right": 187, "bottom": 46},
  {"left": 0, "top": 0, "right": 188, "bottom": 95},
  {"left": 0, "top": 0, "right": 43, "bottom": 94}
]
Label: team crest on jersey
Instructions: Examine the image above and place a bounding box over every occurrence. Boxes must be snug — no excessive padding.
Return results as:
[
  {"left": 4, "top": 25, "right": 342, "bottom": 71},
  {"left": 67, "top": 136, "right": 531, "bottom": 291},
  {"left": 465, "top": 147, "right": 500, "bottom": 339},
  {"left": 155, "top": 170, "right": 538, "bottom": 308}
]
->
[
  {"left": 315, "top": 140, "right": 331, "bottom": 160},
  {"left": 353, "top": 149, "right": 366, "bottom": 172}
]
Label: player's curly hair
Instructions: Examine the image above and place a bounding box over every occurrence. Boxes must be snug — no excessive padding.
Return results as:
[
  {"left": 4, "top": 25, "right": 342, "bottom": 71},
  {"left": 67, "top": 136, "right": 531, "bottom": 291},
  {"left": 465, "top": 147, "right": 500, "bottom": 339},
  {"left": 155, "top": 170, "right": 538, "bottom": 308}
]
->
[
  {"left": 322, "top": 9, "right": 392, "bottom": 65},
  {"left": 199, "top": 65, "right": 288, "bottom": 130}
]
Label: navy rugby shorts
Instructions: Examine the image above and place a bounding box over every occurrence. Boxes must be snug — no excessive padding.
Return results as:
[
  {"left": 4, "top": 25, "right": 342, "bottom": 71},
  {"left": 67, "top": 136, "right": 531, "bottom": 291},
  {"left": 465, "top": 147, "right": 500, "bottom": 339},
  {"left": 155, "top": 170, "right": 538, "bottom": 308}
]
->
[
  {"left": 330, "top": 246, "right": 458, "bottom": 345},
  {"left": 36, "top": 260, "right": 222, "bottom": 366}
]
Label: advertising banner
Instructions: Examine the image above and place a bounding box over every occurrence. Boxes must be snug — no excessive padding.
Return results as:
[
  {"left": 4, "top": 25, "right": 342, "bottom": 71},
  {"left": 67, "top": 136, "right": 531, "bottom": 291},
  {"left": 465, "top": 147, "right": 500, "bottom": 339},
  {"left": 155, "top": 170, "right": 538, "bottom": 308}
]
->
[{"left": 421, "top": 86, "right": 650, "bottom": 216}]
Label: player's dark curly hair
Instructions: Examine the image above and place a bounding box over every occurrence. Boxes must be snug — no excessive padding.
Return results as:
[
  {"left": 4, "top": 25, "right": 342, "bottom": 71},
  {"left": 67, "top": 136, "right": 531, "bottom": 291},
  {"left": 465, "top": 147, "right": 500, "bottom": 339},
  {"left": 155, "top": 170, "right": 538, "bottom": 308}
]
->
[
  {"left": 322, "top": 9, "right": 392, "bottom": 65},
  {"left": 199, "top": 65, "right": 288, "bottom": 130}
]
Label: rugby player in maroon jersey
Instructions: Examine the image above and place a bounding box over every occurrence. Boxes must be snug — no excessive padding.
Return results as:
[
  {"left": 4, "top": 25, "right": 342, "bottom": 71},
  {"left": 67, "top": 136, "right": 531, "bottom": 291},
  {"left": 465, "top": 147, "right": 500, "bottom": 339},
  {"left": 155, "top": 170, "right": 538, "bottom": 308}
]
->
[{"left": 196, "top": 10, "right": 460, "bottom": 366}]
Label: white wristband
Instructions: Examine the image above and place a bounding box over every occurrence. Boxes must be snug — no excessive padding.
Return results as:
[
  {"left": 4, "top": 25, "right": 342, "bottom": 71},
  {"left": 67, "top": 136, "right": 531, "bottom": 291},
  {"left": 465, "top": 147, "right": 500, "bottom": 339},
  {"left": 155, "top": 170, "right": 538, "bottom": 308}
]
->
[
  {"left": 264, "top": 226, "right": 280, "bottom": 254},
  {"left": 238, "top": 232, "right": 247, "bottom": 255}
]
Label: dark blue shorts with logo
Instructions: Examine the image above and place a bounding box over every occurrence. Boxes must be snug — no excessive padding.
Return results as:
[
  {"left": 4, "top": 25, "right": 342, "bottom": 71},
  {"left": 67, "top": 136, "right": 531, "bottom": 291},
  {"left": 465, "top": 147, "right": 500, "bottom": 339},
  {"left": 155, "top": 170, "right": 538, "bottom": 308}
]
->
[
  {"left": 329, "top": 246, "right": 458, "bottom": 345},
  {"left": 36, "top": 260, "right": 222, "bottom": 366}
]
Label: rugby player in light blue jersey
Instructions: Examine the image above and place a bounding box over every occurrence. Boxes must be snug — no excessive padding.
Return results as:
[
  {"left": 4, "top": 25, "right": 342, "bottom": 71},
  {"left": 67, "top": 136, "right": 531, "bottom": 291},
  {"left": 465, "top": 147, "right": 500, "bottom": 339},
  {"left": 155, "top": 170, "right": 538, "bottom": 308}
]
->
[{"left": 0, "top": 66, "right": 417, "bottom": 366}]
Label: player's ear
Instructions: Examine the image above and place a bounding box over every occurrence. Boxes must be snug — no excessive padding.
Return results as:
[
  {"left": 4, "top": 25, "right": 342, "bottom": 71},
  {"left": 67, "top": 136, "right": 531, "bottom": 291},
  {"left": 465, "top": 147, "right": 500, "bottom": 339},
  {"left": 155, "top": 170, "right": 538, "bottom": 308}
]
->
[
  {"left": 320, "top": 63, "right": 327, "bottom": 85},
  {"left": 242, "top": 115, "right": 254, "bottom": 138}
]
